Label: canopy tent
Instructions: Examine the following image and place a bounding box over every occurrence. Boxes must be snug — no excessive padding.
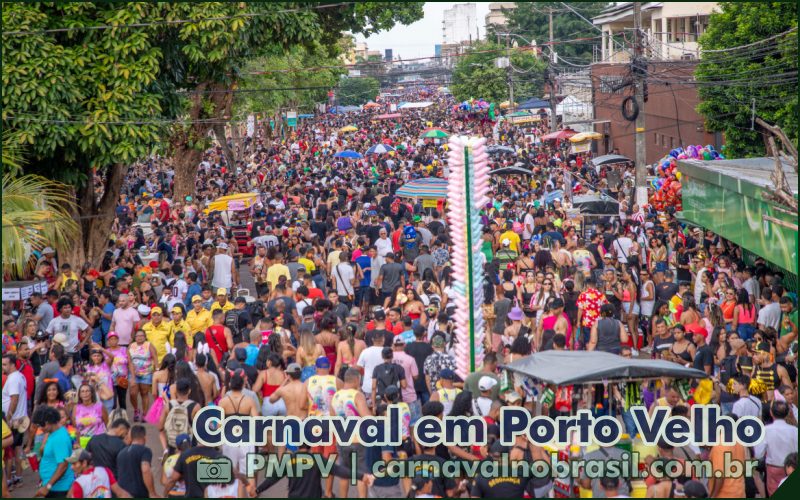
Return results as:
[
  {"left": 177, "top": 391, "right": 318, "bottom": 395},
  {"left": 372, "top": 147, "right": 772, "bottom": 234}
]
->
[
  {"left": 557, "top": 95, "right": 592, "bottom": 118},
  {"left": 517, "top": 97, "right": 550, "bottom": 110},
  {"left": 540, "top": 128, "right": 578, "bottom": 141},
  {"left": 591, "top": 154, "right": 633, "bottom": 167},
  {"left": 398, "top": 102, "right": 434, "bottom": 109},
  {"left": 394, "top": 178, "right": 448, "bottom": 199},
  {"left": 329, "top": 105, "right": 360, "bottom": 113},
  {"left": 503, "top": 350, "right": 707, "bottom": 385},
  {"left": 204, "top": 192, "right": 260, "bottom": 214},
  {"left": 338, "top": 125, "right": 358, "bottom": 133},
  {"left": 333, "top": 150, "right": 363, "bottom": 159},
  {"left": 421, "top": 128, "right": 449, "bottom": 139},
  {"left": 373, "top": 113, "right": 402, "bottom": 120},
  {"left": 487, "top": 145, "right": 516, "bottom": 155},
  {"left": 363, "top": 101, "right": 381, "bottom": 109},
  {"left": 490, "top": 166, "right": 531, "bottom": 176},
  {"left": 569, "top": 131, "right": 603, "bottom": 143},
  {"left": 572, "top": 194, "right": 619, "bottom": 216}
]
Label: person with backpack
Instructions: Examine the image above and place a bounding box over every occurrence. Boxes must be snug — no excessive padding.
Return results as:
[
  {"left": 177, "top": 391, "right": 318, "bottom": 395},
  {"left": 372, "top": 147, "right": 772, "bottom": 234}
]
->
[
  {"left": 205, "top": 309, "right": 233, "bottom": 364},
  {"left": 224, "top": 297, "right": 252, "bottom": 345},
  {"left": 371, "top": 346, "right": 407, "bottom": 407},
  {"left": 159, "top": 379, "right": 200, "bottom": 454}
]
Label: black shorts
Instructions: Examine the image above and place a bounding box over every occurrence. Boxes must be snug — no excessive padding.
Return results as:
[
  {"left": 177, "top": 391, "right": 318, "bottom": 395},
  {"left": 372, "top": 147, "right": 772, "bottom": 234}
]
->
[{"left": 12, "top": 428, "right": 24, "bottom": 447}]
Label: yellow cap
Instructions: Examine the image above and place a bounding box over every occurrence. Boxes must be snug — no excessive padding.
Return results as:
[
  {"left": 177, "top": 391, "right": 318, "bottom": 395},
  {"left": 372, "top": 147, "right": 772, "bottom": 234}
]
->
[
  {"left": 216, "top": 288, "right": 227, "bottom": 296},
  {"left": 171, "top": 306, "right": 183, "bottom": 314},
  {"left": 150, "top": 307, "right": 163, "bottom": 315},
  {"left": 191, "top": 295, "right": 202, "bottom": 303}
]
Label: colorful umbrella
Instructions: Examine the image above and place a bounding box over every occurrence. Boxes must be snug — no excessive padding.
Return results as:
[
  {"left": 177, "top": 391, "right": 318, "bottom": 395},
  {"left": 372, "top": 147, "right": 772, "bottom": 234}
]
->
[
  {"left": 569, "top": 131, "right": 603, "bottom": 143},
  {"left": 394, "top": 178, "right": 448, "bottom": 199},
  {"left": 366, "top": 144, "right": 395, "bottom": 155},
  {"left": 421, "top": 128, "right": 449, "bottom": 139},
  {"left": 339, "top": 125, "right": 357, "bottom": 133},
  {"left": 363, "top": 102, "right": 381, "bottom": 109},
  {"left": 540, "top": 128, "right": 578, "bottom": 141},
  {"left": 373, "top": 113, "right": 402, "bottom": 120},
  {"left": 333, "top": 150, "right": 363, "bottom": 159}
]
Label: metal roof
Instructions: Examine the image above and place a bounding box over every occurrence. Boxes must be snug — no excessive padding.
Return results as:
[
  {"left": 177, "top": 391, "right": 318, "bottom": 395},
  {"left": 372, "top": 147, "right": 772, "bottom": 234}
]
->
[{"left": 680, "top": 158, "right": 798, "bottom": 195}]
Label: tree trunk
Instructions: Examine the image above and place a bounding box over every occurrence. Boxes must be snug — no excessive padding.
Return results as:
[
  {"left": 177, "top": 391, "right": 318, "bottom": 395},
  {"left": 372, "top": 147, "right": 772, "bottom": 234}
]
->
[
  {"left": 170, "top": 81, "right": 235, "bottom": 200},
  {"left": 213, "top": 122, "right": 236, "bottom": 168}
]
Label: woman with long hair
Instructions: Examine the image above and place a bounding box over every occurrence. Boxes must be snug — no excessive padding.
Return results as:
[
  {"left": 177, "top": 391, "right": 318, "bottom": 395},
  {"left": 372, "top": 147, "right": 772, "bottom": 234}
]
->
[
  {"left": 169, "top": 360, "right": 205, "bottom": 406},
  {"left": 316, "top": 313, "right": 340, "bottom": 372},
  {"left": 335, "top": 323, "right": 366, "bottom": 381},
  {"left": 151, "top": 353, "right": 177, "bottom": 408},
  {"left": 73, "top": 383, "right": 108, "bottom": 444},
  {"left": 254, "top": 353, "right": 288, "bottom": 416},
  {"left": 732, "top": 288, "right": 757, "bottom": 341},
  {"left": 128, "top": 328, "right": 158, "bottom": 421},
  {"left": 296, "top": 331, "right": 325, "bottom": 382},
  {"left": 679, "top": 294, "right": 701, "bottom": 326},
  {"left": 720, "top": 287, "right": 738, "bottom": 329},
  {"left": 85, "top": 344, "right": 116, "bottom": 413},
  {"left": 529, "top": 276, "right": 557, "bottom": 322}
]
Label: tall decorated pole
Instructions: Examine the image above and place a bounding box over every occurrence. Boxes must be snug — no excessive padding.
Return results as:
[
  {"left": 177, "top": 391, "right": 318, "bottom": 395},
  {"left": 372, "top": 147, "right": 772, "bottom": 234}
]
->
[{"left": 446, "top": 136, "right": 490, "bottom": 378}]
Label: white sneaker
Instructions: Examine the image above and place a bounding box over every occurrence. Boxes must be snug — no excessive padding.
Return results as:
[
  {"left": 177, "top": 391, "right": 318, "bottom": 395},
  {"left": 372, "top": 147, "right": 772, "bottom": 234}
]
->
[{"left": 631, "top": 348, "right": 640, "bottom": 357}]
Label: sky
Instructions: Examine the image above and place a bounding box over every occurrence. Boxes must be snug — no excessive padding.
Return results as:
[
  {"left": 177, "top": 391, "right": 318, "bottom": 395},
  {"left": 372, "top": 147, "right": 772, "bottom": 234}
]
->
[{"left": 355, "top": 2, "right": 492, "bottom": 60}]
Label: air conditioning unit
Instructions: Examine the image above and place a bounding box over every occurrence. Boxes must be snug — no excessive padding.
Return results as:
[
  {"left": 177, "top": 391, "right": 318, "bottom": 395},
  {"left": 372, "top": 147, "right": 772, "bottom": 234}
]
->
[{"left": 680, "top": 53, "right": 695, "bottom": 61}]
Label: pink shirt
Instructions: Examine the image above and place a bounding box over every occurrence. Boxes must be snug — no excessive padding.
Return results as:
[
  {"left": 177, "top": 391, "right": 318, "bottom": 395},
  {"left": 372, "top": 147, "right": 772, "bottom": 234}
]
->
[
  {"left": 111, "top": 306, "right": 140, "bottom": 345},
  {"left": 392, "top": 351, "right": 419, "bottom": 403}
]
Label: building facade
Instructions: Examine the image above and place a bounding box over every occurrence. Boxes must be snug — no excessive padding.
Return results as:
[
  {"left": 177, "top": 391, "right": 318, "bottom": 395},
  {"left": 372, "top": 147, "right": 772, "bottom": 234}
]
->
[
  {"left": 591, "top": 61, "right": 720, "bottom": 164},
  {"left": 485, "top": 2, "right": 516, "bottom": 30},
  {"left": 443, "top": 3, "right": 479, "bottom": 45}
]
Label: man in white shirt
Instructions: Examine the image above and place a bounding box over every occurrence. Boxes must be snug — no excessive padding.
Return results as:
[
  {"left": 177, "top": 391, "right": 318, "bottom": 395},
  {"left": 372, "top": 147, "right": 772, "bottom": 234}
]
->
[
  {"left": 758, "top": 287, "right": 782, "bottom": 330},
  {"left": 754, "top": 401, "right": 798, "bottom": 495},
  {"left": 374, "top": 228, "right": 393, "bottom": 259},
  {"left": 2, "top": 353, "right": 27, "bottom": 422},
  {"left": 332, "top": 252, "right": 357, "bottom": 308},
  {"left": 46, "top": 298, "right": 90, "bottom": 358},
  {"left": 523, "top": 206, "right": 536, "bottom": 241},
  {"left": 356, "top": 334, "right": 386, "bottom": 406},
  {"left": 613, "top": 230, "right": 634, "bottom": 265},
  {"left": 167, "top": 264, "right": 188, "bottom": 310},
  {"left": 730, "top": 375, "right": 762, "bottom": 419}
]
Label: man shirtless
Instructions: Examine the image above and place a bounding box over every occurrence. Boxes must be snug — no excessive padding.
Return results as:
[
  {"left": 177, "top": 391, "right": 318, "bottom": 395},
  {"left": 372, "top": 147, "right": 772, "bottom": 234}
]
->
[{"left": 269, "top": 362, "right": 309, "bottom": 419}]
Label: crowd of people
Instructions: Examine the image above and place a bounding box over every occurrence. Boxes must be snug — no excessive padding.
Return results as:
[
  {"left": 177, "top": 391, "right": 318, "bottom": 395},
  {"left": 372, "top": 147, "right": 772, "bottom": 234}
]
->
[{"left": 2, "top": 87, "right": 798, "bottom": 498}]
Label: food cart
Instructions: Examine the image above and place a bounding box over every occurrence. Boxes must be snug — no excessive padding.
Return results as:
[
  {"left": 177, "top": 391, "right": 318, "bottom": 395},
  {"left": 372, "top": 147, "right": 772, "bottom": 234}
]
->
[
  {"left": 204, "top": 193, "right": 261, "bottom": 257},
  {"left": 503, "top": 351, "right": 708, "bottom": 498}
]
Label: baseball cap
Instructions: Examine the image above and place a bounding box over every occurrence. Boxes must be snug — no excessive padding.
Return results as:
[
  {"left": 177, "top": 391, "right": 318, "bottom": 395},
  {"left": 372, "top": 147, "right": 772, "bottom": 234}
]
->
[
  {"left": 107, "top": 331, "right": 119, "bottom": 339},
  {"left": 191, "top": 295, "right": 202, "bottom": 303},
  {"left": 171, "top": 306, "right": 183, "bottom": 314},
  {"left": 373, "top": 307, "right": 386, "bottom": 320},
  {"left": 478, "top": 376, "right": 498, "bottom": 392},
  {"left": 175, "top": 434, "right": 191, "bottom": 448},
  {"left": 234, "top": 296, "right": 247, "bottom": 305},
  {"left": 393, "top": 336, "right": 406, "bottom": 346},
  {"left": 217, "top": 242, "right": 228, "bottom": 250},
  {"left": 137, "top": 304, "right": 151, "bottom": 316},
  {"left": 216, "top": 288, "right": 227, "bottom": 296},
  {"left": 439, "top": 368, "right": 456, "bottom": 380},
  {"left": 52, "top": 333, "right": 69, "bottom": 348},
  {"left": 315, "top": 356, "right": 331, "bottom": 369},
  {"left": 42, "top": 247, "right": 55, "bottom": 254},
  {"left": 150, "top": 306, "right": 163, "bottom": 315},
  {"left": 286, "top": 363, "right": 302, "bottom": 375},
  {"left": 66, "top": 449, "right": 92, "bottom": 464}
]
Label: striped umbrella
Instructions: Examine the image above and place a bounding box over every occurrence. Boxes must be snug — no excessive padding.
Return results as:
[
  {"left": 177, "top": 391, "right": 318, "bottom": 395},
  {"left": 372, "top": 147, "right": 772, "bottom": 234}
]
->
[
  {"left": 395, "top": 178, "right": 448, "bottom": 199},
  {"left": 366, "top": 144, "right": 395, "bottom": 155},
  {"left": 421, "top": 128, "right": 449, "bottom": 139}
]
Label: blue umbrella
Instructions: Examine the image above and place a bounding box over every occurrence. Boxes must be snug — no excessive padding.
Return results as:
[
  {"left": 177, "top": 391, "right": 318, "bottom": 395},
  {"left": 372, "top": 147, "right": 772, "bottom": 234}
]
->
[
  {"left": 365, "top": 144, "right": 395, "bottom": 155},
  {"left": 333, "top": 150, "right": 363, "bottom": 159}
]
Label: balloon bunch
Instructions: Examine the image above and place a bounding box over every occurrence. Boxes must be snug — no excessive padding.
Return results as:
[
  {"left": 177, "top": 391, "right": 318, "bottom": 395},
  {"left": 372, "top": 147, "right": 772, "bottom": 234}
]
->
[
  {"left": 456, "top": 98, "right": 491, "bottom": 111},
  {"left": 446, "top": 135, "right": 490, "bottom": 379},
  {"left": 649, "top": 144, "right": 724, "bottom": 211}
]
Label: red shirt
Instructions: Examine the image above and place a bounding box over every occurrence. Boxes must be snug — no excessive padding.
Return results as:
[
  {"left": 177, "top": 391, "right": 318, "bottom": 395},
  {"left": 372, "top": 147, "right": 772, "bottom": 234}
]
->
[
  {"left": 307, "top": 288, "right": 324, "bottom": 301},
  {"left": 16, "top": 359, "right": 35, "bottom": 400},
  {"left": 577, "top": 287, "right": 607, "bottom": 329},
  {"left": 205, "top": 325, "right": 228, "bottom": 361}
]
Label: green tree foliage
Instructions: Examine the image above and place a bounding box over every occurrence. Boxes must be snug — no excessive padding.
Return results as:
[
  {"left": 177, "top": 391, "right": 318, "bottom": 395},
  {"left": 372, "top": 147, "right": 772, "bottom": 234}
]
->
[
  {"left": 337, "top": 77, "right": 381, "bottom": 106},
  {"left": 695, "top": 2, "right": 798, "bottom": 158},
  {"left": 450, "top": 40, "right": 547, "bottom": 104},
  {"left": 501, "top": 2, "right": 610, "bottom": 65}
]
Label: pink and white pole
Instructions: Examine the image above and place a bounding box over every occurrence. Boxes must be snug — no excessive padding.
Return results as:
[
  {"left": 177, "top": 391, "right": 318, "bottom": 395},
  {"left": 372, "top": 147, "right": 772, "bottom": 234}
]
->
[{"left": 445, "top": 136, "right": 490, "bottom": 379}]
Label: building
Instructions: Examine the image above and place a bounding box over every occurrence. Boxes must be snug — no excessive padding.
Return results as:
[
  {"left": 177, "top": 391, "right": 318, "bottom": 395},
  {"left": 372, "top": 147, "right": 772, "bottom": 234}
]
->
[
  {"left": 353, "top": 41, "right": 369, "bottom": 62},
  {"left": 593, "top": 2, "right": 719, "bottom": 63},
  {"left": 591, "top": 61, "right": 720, "bottom": 164},
  {"left": 385, "top": 49, "right": 393, "bottom": 62},
  {"left": 485, "top": 2, "right": 516, "bottom": 29},
  {"left": 434, "top": 44, "right": 442, "bottom": 57},
  {"left": 443, "top": 3, "right": 479, "bottom": 45}
]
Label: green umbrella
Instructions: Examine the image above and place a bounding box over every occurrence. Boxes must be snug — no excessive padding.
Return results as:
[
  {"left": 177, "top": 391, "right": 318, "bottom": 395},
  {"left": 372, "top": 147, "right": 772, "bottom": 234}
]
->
[{"left": 421, "top": 128, "right": 449, "bottom": 139}]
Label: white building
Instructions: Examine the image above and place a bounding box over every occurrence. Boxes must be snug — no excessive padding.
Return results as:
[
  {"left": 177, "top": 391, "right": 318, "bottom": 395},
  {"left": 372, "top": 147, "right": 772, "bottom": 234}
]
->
[
  {"left": 593, "top": 2, "right": 719, "bottom": 62},
  {"left": 443, "top": 3, "right": 479, "bottom": 45},
  {"left": 485, "top": 2, "right": 516, "bottom": 29}
]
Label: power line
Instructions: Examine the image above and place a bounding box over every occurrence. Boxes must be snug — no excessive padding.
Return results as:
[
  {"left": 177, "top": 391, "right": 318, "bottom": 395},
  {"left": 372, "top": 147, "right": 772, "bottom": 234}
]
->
[{"left": 2, "top": 3, "right": 353, "bottom": 36}]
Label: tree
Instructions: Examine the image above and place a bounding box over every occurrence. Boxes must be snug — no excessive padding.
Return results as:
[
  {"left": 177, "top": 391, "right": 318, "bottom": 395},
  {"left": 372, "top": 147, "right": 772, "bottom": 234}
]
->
[
  {"left": 696, "top": 2, "right": 798, "bottom": 158},
  {"left": 450, "top": 40, "right": 547, "bottom": 104},
  {"left": 500, "top": 2, "right": 610, "bottom": 65},
  {"left": 337, "top": 77, "right": 381, "bottom": 106},
  {"left": 2, "top": 2, "right": 423, "bottom": 265},
  {"left": 2, "top": 134, "right": 78, "bottom": 280}
]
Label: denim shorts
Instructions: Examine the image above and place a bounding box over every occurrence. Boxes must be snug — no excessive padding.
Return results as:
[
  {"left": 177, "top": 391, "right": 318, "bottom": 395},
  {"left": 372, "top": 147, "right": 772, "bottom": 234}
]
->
[{"left": 134, "top": 374, "right": 153, "bottom": 385}]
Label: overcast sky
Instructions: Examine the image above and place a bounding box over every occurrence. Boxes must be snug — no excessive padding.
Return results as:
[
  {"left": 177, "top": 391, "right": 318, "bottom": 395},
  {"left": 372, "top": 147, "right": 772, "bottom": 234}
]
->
[{"left": 355, "top": 2, "right": 491, "bottom": 60}]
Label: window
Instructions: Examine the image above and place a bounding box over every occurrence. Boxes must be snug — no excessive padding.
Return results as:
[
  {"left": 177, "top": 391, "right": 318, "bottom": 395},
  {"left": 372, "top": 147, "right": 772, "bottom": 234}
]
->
[
  {"left": 654, "top": 132, "right": 659, "bottom": 144},
  {"left": 670, "top": 136, "right": 676, "bottom": 149}
]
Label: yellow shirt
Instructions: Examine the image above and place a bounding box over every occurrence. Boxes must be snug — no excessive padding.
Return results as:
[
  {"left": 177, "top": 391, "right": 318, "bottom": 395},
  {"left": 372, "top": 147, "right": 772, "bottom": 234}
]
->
[
  {"left": 499, "top": 230, "right": 521, "bottom": 253},
  {"left": 1, "top": 419, "right": 9, "bottom": 460},
  {"left": 265, "top": 263, "right": 291, "bottom": 289},
  {"left": 186, "top": 308, "right": 212, "bottom": 337},
  {"left": 297, "top": 257, "right": 316, "bottom": 275},
  {"left": 210, "top": 301, "right": 234, "bottom": 313},
  {"left": 142, "top": 320, "right": 172, "bottom": 363},
  {"left": 169, "top": 319, "right": 193, "bottom": 347}
]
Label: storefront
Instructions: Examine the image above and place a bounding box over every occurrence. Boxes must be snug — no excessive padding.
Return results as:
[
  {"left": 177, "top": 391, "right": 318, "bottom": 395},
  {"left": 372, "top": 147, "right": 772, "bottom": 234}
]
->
[{"left": 678, "top": 157, "right": 798, "bottom": 277}]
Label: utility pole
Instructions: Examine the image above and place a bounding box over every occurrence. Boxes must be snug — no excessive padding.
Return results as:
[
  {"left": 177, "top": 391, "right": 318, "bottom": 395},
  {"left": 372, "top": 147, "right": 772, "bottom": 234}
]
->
[
  {"left": 633, "top": 1, "right": 648, "bottom": 207},
  {"left": 506, "top": 33, "right": 514, "bottom": 112},
  {"left": 548, "top": 7, "right": 558, "bottom": 132}
]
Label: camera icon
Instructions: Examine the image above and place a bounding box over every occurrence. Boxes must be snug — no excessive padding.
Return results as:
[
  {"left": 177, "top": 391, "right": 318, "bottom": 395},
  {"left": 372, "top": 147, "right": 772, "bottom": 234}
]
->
[{"left": 197, "top": 458, "right": 232, "bottom": 484}]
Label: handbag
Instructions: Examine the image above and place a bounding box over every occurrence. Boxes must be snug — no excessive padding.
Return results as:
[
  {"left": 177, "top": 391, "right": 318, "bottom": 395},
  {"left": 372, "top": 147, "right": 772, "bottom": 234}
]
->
[{"left": 115, "top": 375, "right": 129, "bottom": 390}]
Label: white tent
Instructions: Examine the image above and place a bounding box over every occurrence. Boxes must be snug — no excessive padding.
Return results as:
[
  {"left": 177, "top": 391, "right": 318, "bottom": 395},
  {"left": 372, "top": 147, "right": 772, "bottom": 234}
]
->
[
  {"left": 398, "top": 102, "right": 433, "bottom": 109},
  {"left": 557, "top": 95, "right": 593, "bottom": 132}
]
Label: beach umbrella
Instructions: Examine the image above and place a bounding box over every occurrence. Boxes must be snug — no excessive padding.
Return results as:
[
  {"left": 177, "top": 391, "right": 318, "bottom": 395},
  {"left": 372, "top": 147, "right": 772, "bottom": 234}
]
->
[
  {"left": 366, "top": 144, "right": 395, "bottom": 155},
  {"left": 363, "top": 102, "right": 381, "bottom": 109},
  {"left": 394, "top": 178, "right": 448, "bottom": 199},
  {"left": 487, "top": 145, "right": 516, "bottom": 156},
  {"left": 339, "top": 125, "right": 357, "bottom": 133},
  {"left": 333, "top": 150, "right": 363, "bottom": 159},
  {"left": 540, "top": 128, "right": 577, "bottom": 141},
  {"left": 421, "top": 128, "right": 449, "bottom": 139},
  {"left": 569, "top": 131, "right": 603, "bottom": 143}
]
